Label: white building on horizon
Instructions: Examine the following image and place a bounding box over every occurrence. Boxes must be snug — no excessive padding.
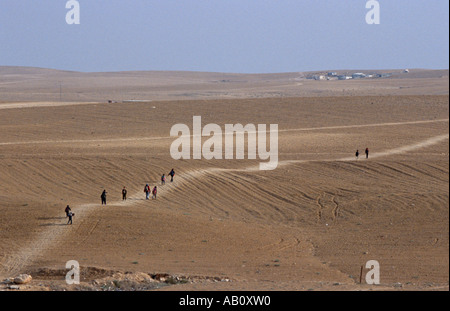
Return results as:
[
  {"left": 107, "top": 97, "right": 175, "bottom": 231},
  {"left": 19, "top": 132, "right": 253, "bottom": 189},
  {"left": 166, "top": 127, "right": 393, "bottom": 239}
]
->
[{"left": 352, "top": 73, "right": 366, "bottom": 79}]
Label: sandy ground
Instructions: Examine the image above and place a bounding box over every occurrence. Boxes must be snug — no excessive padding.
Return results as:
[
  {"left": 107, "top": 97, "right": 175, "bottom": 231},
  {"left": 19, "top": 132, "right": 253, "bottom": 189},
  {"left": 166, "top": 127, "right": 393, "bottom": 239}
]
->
[{"left": 0, "top": 69, "right": 448, "bottom": 291}]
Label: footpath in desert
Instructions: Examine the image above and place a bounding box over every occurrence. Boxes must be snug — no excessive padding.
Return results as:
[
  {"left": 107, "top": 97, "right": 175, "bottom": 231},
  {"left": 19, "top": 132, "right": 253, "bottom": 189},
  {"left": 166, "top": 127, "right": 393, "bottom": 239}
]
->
[{"left": 0, "top": 67, "right": 448, "bottom": 291}]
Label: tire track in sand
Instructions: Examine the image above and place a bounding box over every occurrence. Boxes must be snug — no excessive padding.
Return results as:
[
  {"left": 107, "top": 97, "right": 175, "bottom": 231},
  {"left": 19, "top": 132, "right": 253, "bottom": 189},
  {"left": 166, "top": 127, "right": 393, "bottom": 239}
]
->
[{"left": 0, "top": 127, "right": 448, "bottom": 279}]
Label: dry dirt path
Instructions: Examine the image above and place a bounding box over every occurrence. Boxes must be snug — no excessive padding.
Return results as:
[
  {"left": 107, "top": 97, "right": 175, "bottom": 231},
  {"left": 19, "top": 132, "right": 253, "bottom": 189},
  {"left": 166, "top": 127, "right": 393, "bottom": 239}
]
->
[
  {"left": 0, "top": 118, "right": 447, "bottom": 146},
  {"left": 0, "top": 120, "right": 448, "bottom": 280}
]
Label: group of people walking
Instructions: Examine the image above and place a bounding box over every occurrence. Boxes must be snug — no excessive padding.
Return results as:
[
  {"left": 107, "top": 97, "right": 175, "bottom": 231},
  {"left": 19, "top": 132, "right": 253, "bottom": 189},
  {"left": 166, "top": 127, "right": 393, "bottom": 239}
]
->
[
  {"left": 65, "top": 147, "right": 371, "bottom": 226},
  {"left": 64, "top": 147, "right": 371, "bottom": 226},
  {"left": 144, "top": 184, "right": 158, "bottom": 200},
  {"left": 65, "top": 168, "right": 176, "bottom": 224},
  {"left": 355, "top": 148, "right": 369, "bottom": 160},
  {"left": 108, "top": 168, "right": 175, "bottom": 203}
]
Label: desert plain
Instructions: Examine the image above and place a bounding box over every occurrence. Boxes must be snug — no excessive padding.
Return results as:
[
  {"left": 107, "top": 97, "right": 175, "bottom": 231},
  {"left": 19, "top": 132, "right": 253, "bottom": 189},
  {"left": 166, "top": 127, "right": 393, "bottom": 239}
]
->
[{"left": 0, "top": 67, "right": 448, "bottom": 291}]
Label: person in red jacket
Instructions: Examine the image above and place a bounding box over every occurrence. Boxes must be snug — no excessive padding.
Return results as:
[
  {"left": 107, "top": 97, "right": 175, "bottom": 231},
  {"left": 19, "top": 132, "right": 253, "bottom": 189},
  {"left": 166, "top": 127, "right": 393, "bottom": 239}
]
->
[{"left": 144, "top": 184, "right": 150, "bottom": 200}]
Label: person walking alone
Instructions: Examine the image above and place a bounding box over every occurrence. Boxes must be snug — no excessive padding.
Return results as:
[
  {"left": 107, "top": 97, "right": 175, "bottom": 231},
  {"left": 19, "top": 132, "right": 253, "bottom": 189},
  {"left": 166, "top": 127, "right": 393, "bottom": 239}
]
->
[
  {"left": 122, "top": 186, "right": 127, "bottom": 200},
  {"left": 355, "top": 149, "right": 359, "bottom": 160},
  {"left": 101, "top": 190, "right": 107, "bottom": 205},
  {"left": 168, "top": 169, "right": 175, "bottom": 182},
  {"left": 365, "top": 148, "right": 369, "bottom": 159}
]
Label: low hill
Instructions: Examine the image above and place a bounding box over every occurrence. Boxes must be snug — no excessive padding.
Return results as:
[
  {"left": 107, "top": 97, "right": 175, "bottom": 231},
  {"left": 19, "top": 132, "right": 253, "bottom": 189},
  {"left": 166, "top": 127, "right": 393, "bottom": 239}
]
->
[{"left": 0, "top": 66, "right": 448, "bottom": 102}]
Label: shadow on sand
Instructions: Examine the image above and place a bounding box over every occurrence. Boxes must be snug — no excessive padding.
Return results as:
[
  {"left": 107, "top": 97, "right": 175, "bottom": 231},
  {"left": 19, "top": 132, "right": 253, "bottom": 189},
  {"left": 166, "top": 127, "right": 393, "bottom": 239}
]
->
[
  {"left": 38, "top": 216, "right": 66, "bottom": 221},
  {"left": 39, "top": 222, "right": 69, "bottom": 227},
  {"left": 38, "top": 216, "right": 70, "bottom": 226}
]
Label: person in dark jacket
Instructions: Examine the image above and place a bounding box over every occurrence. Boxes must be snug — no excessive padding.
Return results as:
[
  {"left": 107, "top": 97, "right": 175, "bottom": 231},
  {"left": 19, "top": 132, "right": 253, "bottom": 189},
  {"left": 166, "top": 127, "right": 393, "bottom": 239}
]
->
[
  {"left": 101, "top": 190, "right": 107, "bottom": 205},
  {"left": 122, "top": 186, "right": 127, "bottom": 200},
  {"left": 168, "top": 169, "right": 175, "bottom": 182},
  {"left": 65, "top": 205, "right": 71, "bottom": 217},
  {"left": 67, "top": 211, "right": 74, "bottom": 225}
]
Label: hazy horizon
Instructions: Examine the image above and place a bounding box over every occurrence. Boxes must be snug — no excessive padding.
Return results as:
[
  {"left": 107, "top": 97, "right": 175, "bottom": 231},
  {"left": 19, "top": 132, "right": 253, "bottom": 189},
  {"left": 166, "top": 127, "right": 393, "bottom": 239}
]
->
[{"left": 1, "top": 65, "right": 448, "bottom": 75}]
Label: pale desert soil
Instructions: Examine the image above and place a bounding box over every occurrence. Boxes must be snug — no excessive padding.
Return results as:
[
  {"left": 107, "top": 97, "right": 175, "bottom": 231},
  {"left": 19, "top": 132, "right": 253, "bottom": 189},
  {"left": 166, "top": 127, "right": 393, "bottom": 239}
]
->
[{"left": 0, "top": 69, "right": 448, "bottom": 291}]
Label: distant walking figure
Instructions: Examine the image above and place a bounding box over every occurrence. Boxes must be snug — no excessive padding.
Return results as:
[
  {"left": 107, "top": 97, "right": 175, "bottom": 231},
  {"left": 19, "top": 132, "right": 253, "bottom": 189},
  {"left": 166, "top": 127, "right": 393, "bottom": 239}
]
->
[
  {"left": 101, "top": 190, "right": 107, "bottom": 205},
  {"left": 152, "top": 186, "right": 157, "bottom": 200},
  {"left": 355, "top": 149, "right": 360, "bottom": 160},
  {"left": 65, "top": 205, "right": 71, "bottom": 217},
  {"left": 67, "top": 211, "right": 74, "bottom": 225},
  {"left": 169, "top": 169, "right": 175, "bottom": 182},
  {"left": 122, "top": 186, "right": 127, "bottom": 200},
  {"left": 365, "top": 148, "right": 369, "bottom": 159},
  {"left": 144, "top": 184, "right": 150, "bottom": 200},
  {"left": 161, "top": 174, "right": 166, "bottom": 185}
]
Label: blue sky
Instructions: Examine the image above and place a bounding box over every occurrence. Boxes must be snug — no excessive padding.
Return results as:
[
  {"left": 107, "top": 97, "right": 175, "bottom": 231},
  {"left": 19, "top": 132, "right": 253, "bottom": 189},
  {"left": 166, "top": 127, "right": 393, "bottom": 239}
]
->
[{"left": 0, "top": 0, "right": 448, "bottom": 73}]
